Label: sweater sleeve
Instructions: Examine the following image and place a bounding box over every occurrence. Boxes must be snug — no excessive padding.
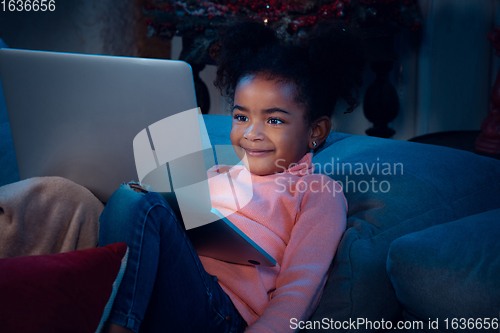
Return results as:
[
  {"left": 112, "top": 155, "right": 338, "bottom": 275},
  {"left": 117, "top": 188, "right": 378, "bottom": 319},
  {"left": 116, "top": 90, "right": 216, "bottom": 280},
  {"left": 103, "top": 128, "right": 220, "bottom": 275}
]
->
[{"left": 245, "top": 176, "right": 347, "bottom": 333}]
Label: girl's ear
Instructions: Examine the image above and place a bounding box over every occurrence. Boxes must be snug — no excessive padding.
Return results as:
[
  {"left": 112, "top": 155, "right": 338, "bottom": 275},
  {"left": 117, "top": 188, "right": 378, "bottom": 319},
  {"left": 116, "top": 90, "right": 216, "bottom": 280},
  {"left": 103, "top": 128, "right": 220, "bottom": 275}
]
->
[{"left": 308, "top": 116, "right": 332, "bottom": 150}]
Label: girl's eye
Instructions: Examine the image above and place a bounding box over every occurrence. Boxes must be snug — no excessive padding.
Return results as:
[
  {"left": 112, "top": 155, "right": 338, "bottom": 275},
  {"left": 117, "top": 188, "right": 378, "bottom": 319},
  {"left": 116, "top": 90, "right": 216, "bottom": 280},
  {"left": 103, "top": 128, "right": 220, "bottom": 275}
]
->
[
  {"left": 234, "top": 115, "right": 248, "bottom": 122},
  {"left": 268, "top": 118, "right": 284, "bottom": 125}
]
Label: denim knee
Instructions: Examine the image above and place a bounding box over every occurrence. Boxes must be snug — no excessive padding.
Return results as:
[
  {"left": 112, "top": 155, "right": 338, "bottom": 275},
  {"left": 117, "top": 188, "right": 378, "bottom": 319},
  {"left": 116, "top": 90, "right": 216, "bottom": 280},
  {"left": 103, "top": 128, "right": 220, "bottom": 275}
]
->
[
  {"left": 107, "top": 183, "right": 170, "bottom": 215},
  {"left": 98, "top": 182, "right": 174, "bottom": 247}
]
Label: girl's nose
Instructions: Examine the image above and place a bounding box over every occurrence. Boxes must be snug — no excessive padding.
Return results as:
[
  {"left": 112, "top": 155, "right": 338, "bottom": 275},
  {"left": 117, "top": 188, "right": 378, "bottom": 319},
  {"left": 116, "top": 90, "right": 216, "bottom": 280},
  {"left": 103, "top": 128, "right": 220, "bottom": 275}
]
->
[{"left": 244, "top": 123, "right": 265, "bottom": 141}]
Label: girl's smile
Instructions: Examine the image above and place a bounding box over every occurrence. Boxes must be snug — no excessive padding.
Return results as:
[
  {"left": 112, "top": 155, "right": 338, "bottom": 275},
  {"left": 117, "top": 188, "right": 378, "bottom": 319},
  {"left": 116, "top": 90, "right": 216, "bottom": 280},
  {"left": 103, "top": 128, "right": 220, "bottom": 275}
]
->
[
  {"left": 230, "top": 74, "right": 314, "bottom": 176},
  {"left": 242, "top": 148, "right": 273, "bottom": 157}
]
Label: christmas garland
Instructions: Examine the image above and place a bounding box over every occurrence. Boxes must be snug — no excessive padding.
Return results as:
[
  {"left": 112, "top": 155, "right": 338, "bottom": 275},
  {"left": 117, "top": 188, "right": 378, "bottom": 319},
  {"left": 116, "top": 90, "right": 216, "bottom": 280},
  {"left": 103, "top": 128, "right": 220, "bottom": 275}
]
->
[{"left": 144, "top": 0, "right": 422, "bottom": 63}]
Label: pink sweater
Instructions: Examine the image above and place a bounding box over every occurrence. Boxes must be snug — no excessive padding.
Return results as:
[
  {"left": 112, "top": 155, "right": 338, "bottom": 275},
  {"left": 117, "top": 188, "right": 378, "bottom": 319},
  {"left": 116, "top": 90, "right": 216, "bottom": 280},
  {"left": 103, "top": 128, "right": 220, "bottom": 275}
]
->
[{"left": 202, "top": 153, "right": 347, "bottom": 332}]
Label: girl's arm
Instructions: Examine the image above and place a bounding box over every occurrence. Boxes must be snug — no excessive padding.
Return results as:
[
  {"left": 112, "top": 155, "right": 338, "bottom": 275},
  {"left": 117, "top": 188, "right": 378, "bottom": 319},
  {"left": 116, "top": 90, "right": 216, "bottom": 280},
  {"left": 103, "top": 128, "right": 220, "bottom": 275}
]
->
[{"left": 245, "top": 175, "right": 347, "bottom": 333}]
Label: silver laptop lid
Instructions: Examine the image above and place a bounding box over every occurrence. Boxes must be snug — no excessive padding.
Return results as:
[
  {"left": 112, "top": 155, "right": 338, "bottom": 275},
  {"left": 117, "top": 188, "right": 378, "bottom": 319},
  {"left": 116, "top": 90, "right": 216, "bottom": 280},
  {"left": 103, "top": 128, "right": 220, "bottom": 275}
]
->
[{"left": 0, "top": 48, "right": 197, "bottom": 202}]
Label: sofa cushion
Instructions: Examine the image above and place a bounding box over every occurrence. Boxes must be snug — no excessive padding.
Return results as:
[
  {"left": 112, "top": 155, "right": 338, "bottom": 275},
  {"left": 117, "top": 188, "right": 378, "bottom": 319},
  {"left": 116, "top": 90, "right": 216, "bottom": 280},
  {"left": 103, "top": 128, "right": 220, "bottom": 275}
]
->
[
  {"left": 0, "top": 242, "right": 128, "bottom": 333},
  {"left": 305, "top": 133, "right": 500, "bottom": 329},
  {"left": 203, "top": 114, "right": 233, "bottom": 146},
  {"left": 386, "top": 208, "right": 500, "bottom": 332}
]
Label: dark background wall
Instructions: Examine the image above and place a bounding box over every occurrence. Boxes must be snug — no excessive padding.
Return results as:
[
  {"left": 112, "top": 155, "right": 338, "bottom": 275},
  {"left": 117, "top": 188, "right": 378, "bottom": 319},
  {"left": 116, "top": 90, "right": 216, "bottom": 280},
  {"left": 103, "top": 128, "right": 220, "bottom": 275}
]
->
[{"left": 0, "top": 0, "right": 498, "bottom": 140}]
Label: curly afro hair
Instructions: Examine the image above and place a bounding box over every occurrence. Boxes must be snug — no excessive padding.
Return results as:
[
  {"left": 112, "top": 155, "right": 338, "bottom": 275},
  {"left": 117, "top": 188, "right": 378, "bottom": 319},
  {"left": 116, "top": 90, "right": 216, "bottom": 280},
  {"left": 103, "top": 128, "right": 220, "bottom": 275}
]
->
[{"left": 213, "top": 20, "right": 365, "bottom": 125}]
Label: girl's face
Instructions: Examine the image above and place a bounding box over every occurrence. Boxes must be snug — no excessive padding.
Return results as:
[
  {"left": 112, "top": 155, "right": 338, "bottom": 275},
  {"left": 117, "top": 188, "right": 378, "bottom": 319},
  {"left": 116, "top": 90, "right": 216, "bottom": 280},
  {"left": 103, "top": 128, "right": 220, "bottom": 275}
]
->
[{"left": 230, "top": 74, "right": 313, "bottom": 176}]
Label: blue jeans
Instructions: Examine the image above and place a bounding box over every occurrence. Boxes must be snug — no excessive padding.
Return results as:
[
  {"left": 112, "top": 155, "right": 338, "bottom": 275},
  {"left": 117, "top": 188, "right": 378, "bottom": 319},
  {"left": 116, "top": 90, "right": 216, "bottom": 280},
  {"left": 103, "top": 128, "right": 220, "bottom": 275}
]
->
[{"left": 99, "top": 183, "right": 247, "bottom": 333}]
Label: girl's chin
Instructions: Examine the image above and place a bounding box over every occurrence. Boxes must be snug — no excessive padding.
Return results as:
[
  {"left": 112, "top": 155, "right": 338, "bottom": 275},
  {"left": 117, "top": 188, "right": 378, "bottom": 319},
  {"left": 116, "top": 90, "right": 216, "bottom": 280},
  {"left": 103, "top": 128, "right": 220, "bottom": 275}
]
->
[
  {"left": 248, "top": 169, "right": 275, "bottom": 176},
  {"left": 244, "top": 162, "right": 280, "bottom": 176}
]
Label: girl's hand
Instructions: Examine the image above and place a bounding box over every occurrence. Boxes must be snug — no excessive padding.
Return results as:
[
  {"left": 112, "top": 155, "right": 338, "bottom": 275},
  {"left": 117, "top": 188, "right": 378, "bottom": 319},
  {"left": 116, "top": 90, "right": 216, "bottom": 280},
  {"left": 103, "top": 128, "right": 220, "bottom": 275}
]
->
[
  {"left": 215, "top": 166, "right": 232, "bottom": 174},
  {"left": 129, "top": 183, "right": 148, "bottom": 194}
]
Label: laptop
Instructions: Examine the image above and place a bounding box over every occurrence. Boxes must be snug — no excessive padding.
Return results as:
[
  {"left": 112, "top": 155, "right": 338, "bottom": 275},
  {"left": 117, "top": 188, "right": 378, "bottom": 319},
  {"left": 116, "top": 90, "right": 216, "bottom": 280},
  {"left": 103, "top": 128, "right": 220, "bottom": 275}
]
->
[
  {"left": 0, "top": 48, "right": 276, "bottom": 267},
  {"left": 0, "top": 48, "right": 197, "bottom": 202}
]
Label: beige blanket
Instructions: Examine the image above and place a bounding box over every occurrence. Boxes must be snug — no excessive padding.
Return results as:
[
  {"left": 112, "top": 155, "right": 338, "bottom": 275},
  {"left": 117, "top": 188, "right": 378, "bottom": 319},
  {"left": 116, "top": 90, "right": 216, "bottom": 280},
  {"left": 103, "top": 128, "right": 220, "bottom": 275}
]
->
[{"left": 0, "top": 177, "right": 104, "bottom": 258}]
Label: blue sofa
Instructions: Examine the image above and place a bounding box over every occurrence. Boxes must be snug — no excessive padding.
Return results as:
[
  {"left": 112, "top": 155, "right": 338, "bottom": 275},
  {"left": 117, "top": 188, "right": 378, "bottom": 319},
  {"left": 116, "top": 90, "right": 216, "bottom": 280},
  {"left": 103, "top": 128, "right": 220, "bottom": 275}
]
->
[{"left": 1, "top": 114, "right": 499, "bottom": 332}]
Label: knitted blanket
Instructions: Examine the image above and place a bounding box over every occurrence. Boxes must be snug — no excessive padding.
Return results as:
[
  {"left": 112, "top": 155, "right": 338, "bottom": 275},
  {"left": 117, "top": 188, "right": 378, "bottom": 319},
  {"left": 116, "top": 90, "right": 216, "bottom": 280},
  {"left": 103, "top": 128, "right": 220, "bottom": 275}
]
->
[{"left": 0, "top": 177, "right": 103, "bottom": 258}]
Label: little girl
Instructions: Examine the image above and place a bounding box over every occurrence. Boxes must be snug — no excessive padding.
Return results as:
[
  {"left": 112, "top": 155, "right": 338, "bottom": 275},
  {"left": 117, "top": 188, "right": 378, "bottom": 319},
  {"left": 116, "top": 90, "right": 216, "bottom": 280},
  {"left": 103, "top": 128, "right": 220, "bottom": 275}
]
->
[{"left": 100, "top": 20, "right": 364, "bottom": 333}]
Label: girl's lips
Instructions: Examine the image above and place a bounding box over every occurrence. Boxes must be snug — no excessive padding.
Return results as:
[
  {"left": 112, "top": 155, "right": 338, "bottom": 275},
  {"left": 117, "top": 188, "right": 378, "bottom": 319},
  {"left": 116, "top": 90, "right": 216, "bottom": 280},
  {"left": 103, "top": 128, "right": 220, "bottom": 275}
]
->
[{"left": 243, "top": 148, "right": 273, "bottom": 157}]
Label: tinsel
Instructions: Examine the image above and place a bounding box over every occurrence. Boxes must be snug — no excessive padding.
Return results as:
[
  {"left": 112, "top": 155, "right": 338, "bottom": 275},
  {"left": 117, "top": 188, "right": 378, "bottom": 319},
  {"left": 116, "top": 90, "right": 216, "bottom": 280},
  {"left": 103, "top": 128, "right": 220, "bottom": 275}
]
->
[{"left": 144, "top": 0, "right": 422, "bottom": 63}]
